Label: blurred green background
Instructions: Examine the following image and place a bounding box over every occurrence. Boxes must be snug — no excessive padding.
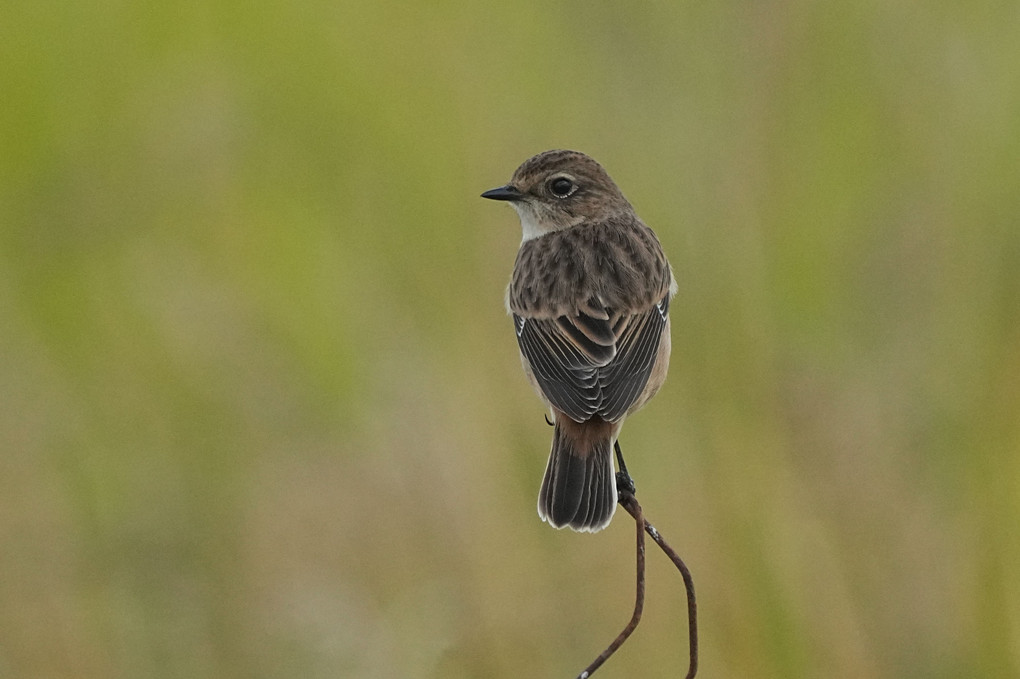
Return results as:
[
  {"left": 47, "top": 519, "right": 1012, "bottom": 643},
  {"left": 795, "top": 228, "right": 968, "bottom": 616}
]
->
[{"left": 2, "top": 1, "right": 1018, "bottom": 677}]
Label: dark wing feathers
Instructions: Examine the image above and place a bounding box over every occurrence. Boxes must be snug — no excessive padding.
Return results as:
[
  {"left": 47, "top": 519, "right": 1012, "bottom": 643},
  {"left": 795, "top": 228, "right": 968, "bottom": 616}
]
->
[
  {"left": 598, "top": 296, "right": 668, "bottom": 421},
  {"left": 518, "top": 317, "right": 602, "bottom": 422},
  {"left": 554, "top": 313, "right": 616, "bottom": 362},
  {"left": 515, "top": 293, "right": 669, "bottom": 423}
]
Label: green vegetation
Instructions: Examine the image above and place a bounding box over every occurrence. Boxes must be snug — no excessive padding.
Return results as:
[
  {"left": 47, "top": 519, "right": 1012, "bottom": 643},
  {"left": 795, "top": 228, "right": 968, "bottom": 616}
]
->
[{"left": 1, "top": 1, "right": 1017, "bottom": 677}]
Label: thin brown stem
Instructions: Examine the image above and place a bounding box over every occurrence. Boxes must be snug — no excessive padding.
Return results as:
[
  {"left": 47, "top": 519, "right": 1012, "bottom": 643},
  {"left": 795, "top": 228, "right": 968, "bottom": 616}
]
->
[
  {"left": 645, "top": 523, "right": 697, "bottom": 677},
  {"left": 576, "top": 495, "right": 646, "bottom": 679},
  {"left": 579, "top": 489, "right": 698, "bottom": 678},
  {"left": 620, "top": 495, "right": 698, "bottom": 679}
]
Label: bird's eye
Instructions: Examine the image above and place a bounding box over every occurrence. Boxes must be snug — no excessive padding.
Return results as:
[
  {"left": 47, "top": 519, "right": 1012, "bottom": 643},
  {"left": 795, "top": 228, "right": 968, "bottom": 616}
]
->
[{"left": 549, "top": 177, "right": 575, "bottom": 198}]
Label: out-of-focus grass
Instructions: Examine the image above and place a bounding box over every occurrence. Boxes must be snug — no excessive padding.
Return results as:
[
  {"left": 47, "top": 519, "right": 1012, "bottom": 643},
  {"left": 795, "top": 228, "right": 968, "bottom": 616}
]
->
[{"left": 1, "top": 1, "right": 1018, "bottom": 677}]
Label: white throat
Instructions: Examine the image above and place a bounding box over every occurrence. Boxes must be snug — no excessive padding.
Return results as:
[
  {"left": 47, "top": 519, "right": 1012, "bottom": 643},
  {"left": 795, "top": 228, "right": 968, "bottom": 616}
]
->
[
  {"left": 512, "top": 204, "right": 584, "bottom": 242},
  {"left": 512, "top": 204, "right": 546, "bottom": 242}
]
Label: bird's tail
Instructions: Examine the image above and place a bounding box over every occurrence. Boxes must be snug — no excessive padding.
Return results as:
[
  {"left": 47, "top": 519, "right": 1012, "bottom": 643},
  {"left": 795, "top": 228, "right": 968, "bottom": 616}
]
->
[{"left": 538, "top": 416, "right": 618, "bottom": 532}]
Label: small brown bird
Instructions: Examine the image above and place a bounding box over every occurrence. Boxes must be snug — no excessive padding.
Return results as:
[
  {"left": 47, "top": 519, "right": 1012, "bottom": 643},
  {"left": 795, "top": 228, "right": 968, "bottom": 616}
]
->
[{"left": 482, "top": 150, "right": 676, "bottom": 532}]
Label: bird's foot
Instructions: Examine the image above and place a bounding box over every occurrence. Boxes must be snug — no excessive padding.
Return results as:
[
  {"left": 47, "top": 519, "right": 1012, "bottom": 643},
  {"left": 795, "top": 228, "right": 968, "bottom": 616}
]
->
[{"left": 615, "top": 440, "right": 637, "bottom": 497}]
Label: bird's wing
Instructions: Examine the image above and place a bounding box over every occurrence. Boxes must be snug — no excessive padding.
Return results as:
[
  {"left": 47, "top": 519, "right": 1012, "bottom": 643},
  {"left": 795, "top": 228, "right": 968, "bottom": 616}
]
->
[
  {"left": 597, "top": 294, "right": 670, "bottom": 421},
  {"left": 514, "top": 307, "right": 614, "bottom": 423},
  {"left": 514, "top": 294, "right": 670, "bottom": 423}
]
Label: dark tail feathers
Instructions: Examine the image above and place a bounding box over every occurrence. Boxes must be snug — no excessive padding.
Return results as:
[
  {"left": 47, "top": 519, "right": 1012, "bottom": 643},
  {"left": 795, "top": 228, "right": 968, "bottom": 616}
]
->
[{"left": 538, "top": 419, "right": 617, "bottom": 532}]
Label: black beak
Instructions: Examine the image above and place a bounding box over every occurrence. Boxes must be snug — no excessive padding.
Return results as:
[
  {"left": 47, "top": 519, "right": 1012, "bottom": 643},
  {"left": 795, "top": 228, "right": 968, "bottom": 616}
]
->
[{"left": 480, "top": 185, "right": 522, "bottom": 201}]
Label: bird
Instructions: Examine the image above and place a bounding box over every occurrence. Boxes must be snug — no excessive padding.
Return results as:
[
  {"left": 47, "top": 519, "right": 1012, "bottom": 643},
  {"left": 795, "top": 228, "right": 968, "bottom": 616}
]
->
[{"left": 482, "top": 149, "right": 676, "bottom": 532}]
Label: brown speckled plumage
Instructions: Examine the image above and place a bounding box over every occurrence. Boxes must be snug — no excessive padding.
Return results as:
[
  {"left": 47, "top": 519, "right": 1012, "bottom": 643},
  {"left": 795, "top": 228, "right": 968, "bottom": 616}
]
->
[{"left": 509, "top": 216, "right": 671, "bottom": 318}]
